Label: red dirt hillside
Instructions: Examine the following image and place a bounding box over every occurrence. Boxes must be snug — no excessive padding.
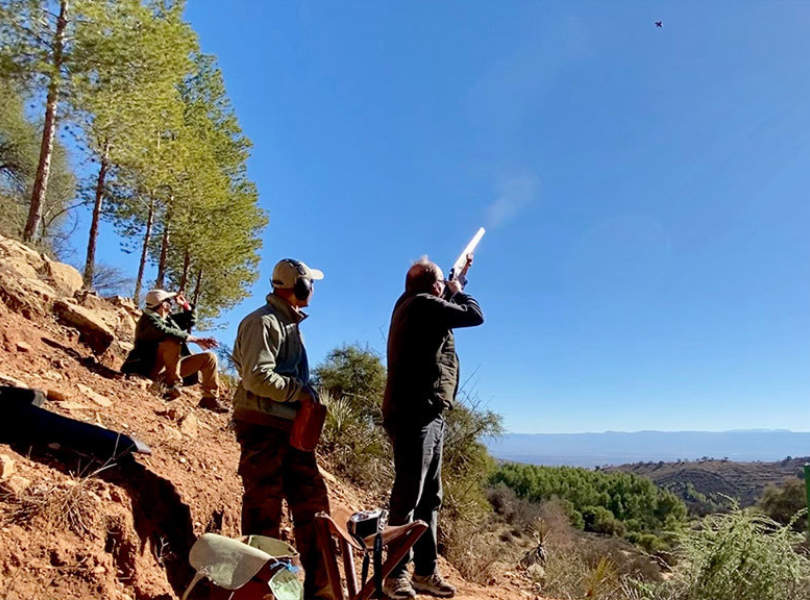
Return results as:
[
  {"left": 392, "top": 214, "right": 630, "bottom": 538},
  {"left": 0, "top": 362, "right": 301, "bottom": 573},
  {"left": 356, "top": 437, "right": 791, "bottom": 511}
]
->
[{"left": 0, "top": 233, "right": 546, "bottom": 600}]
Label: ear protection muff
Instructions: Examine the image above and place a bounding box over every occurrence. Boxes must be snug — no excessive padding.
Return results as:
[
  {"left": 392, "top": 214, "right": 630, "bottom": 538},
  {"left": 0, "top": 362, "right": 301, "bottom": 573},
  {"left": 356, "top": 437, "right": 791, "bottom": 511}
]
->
[
  {"left": 283, "top": 259, "right": 312, "bottom": 301},
  {"left": 293, "top": 276, "right": 312, "bottom": 301}
]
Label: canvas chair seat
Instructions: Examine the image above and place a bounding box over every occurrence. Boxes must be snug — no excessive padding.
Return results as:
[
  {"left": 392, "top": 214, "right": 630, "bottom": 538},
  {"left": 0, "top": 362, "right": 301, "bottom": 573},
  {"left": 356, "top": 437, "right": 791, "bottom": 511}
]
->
[
  {"left": 181, "top": 533, "right": 299, "bottom": 600},
  {"left": 317, "top": 514, "right": 422, "bottom": 551},
  {"left": 364, "top": 521, "right": 419, "bottom": 548},
  {"left": 315, "top": 510, "right": 428, "bottom": 600}
]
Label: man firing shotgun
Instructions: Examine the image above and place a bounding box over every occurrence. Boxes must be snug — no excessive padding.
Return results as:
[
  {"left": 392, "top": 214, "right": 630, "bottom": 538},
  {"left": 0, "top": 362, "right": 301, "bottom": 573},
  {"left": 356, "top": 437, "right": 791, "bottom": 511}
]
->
[{"left": 382, "top": 229, "right": 485, "bottom": 599}]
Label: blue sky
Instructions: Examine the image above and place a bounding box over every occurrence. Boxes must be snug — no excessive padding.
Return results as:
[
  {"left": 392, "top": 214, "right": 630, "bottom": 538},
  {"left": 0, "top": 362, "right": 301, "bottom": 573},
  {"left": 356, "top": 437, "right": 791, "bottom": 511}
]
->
[{"left": 73, "top": 1, "right": 810, "bottom": 433}]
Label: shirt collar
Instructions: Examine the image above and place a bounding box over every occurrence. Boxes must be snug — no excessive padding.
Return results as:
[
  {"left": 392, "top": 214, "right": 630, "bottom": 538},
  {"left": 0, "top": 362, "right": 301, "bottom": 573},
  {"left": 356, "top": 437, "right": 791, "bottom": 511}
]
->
[
  {"left": 266, "top": 293, "right": 307, "bottom": 323},
  {"left": 144, "top": 307, "right": 167, "bottom": 319}
]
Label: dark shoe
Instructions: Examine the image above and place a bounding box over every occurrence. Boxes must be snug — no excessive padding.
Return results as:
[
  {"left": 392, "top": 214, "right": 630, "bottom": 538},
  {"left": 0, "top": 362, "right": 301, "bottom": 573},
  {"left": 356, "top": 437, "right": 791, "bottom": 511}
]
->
[
  {"left": 163, "top": 384, "right": 182, "bottom": 401},
  {"left": 199, "top": 395, "right": 229, "bottom": 414},
  {"left": 383, "top": 573, "right": 416, "bottom": 599},
  {"left": 412, "top": 572, "right": 456, "bottom": 598}
]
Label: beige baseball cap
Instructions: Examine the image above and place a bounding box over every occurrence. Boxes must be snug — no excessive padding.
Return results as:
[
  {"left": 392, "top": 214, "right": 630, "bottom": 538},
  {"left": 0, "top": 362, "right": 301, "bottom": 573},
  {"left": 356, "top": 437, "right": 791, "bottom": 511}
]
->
[
  {"left": 271, "top": 258, "right": 324, "bottom": 289},
  {"left": 144, "top": 288, "right": 177, "bottom": 308}
]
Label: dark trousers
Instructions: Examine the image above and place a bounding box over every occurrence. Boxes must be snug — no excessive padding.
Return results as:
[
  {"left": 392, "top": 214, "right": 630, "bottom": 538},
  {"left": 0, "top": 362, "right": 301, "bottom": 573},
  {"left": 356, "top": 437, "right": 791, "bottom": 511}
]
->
[
  {"left": 235, "top": 420, "right": 334, "bottom": 600},
  {"left": 386, "top": 416, "right": 445, "bottom": 578}
]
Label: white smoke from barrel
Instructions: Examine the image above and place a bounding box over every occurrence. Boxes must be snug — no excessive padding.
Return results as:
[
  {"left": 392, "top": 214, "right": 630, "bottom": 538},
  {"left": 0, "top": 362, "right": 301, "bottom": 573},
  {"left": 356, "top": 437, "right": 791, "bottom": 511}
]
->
[{"left": 485, "top": 173, "right": 539, "bottom": 229}]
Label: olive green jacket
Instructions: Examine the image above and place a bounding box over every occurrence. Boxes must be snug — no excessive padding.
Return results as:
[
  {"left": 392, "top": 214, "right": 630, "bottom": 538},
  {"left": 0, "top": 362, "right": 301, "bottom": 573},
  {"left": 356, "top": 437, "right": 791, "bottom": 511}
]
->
[{"left": 231, "top": 294, "right": 311, "bottom": 422}]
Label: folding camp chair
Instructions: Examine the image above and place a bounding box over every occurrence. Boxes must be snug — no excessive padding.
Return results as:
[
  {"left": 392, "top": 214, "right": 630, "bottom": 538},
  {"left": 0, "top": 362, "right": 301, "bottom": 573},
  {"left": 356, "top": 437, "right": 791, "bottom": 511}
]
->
[{"left": 314, "top": 510, "right": 428, "bottom": 600}]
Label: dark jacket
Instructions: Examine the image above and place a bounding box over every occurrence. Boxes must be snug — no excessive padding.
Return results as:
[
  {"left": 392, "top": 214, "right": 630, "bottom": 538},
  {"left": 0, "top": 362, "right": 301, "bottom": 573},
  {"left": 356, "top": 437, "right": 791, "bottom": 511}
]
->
[
  {"left": 382, "top": 290, "right": 483, "bottom": 429},
  {"left": 121, "top": 307, "right": 196, "bottom": 379}
]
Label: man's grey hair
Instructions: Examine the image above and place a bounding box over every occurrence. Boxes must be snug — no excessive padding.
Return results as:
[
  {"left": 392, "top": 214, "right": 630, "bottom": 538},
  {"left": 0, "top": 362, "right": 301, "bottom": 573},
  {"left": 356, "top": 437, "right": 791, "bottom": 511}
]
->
[{"left": 405, "top": 256, "right": 441, "bottom": 294}]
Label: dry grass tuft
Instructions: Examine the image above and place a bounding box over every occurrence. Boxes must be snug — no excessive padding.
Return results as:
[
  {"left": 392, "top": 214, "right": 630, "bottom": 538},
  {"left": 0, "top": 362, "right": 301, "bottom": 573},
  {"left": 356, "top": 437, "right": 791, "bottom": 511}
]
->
[
  {"left": 0, "top": 472, "right": 100, "bottom": 537},
  {"left": 441, "top": 515, "right": 502, "bottom": 584},
  {"left": 524, "top": 500, "right": 664, "bottom": 600}
]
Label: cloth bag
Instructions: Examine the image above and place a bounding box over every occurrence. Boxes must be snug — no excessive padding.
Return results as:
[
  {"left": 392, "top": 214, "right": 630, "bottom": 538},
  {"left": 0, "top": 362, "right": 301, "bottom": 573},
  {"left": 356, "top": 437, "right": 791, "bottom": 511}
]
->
[{"left": 181, "top": 533, "right": 302, "bottom": 600}]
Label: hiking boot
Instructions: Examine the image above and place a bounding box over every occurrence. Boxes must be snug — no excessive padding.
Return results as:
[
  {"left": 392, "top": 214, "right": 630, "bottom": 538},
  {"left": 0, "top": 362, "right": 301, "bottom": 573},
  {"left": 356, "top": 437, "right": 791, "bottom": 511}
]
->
[
  {"left": 382, "top": 573, "right": 416, "bottom": 599},
  {"left": 199, "top": 395, "right": 229, "bottom": 414},
  {"left": 163, "top": 384, "right": 182, "bottom": 401},
  {"left": 412, "top": 572, "right": 456, "bottom": 598}
]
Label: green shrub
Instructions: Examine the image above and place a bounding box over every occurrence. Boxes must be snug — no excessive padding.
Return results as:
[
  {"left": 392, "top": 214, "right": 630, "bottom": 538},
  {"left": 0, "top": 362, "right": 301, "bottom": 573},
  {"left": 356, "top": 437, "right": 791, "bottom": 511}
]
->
[
  {"left": 759, "top": 478, "right": 807, "bottom": 532},
  {"left": 314, "top": 344, "right": 386, "bottom": 420},
  {"left": 554, "top": 497, "right": 586, "bottom": 530},
  {"left": 636, "top": 508, "right": 810, "bottom": 600},
  {"left": 569, "top": 508, "right": 585, "bottom": 530},
  {"left": 583, "top": 505, "right": 626, "bottom": 536},
  {"left": 634, "top": 533, "right": 667, "bottom": 554},
  {"left": 441, "top": 393, "right": 502, "bottom": 524},
  {"left": 486, "top": 483, "right": 544, "bottom": 531},
  {"left": 315, "top": 345, "right": 393, "bottom": 493},
  {"left": 319, "top": 391, "right": 392, "bottom": 491}
]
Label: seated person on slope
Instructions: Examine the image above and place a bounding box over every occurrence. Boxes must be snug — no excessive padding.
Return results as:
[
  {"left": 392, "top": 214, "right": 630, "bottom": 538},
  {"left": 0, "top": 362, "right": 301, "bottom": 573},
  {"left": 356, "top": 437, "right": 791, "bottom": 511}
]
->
[{"left": 122, "top": 288, "right": 225, "bottom": 412}]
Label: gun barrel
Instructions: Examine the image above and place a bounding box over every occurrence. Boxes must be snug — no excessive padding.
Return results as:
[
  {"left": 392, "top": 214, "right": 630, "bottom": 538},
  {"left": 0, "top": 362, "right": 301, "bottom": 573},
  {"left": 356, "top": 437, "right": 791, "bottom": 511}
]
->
[{"left": 452, "top": 227, "right": 486, "bottom": 275}]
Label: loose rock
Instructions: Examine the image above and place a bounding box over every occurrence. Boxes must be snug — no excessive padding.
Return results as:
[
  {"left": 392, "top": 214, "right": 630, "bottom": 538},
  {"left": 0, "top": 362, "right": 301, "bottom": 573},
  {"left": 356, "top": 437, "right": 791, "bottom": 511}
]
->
[
  {"left": 1, "top": 475, "right": 31, "bottom": 495},
  {"left": 46, "top": 388, "right": 69, "bottom": 402},
  {"left": 0, "top": 372, "right": 27, "bottom": 387},
  {"left": 0, "top": 454, "right": 15, "bottom": 480},
  {"left": 76, "top": 383, "right": 113, "bottom": 407},
  {"left": 179, "top": 413, "right": 198, "bottom": 438},
  {"left": 43, "top": 259, "right": 83, "bottom": 297}
]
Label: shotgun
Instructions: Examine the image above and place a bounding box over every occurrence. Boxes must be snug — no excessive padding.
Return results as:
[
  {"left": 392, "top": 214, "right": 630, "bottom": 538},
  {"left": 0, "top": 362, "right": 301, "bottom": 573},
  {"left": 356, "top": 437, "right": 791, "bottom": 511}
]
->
[{"left": 448, "top": 227, "right": 485, "bottom": 287}]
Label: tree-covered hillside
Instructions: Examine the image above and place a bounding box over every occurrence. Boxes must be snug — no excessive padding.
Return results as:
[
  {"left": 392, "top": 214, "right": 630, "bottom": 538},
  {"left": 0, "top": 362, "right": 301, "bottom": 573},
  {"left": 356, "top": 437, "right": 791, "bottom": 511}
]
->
[{"left": 491, "top": 462, "right": 687, "bottom": 536}]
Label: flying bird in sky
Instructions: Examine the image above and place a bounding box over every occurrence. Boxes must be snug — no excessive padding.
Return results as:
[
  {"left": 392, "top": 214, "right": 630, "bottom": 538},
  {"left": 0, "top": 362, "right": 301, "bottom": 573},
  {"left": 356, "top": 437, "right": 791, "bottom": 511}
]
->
[{"left": 655, "top": 21, "right": 663, "bottom": 28}]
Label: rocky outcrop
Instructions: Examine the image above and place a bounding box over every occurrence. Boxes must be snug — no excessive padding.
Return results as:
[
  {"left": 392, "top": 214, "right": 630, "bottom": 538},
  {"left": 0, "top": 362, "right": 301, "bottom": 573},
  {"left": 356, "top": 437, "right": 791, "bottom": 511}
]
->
[
  {"left": 0, "top": 234, "right": 82, "bottom": 317},
  {"left": 0, "top": 235, "right": 46, "bottom": 281},
  {"left": 75, "top": 291, "right": 138, "bottom": 342},
  {"left": 0, "top": 262, "right": 56, "bottom": 318},
  {"left": 53, "top": 299, "right": 116, "bottom": 355},
  {"left": 0, "top": 234, "right": 142, "bottom": 359},
  {"left": 43, "top": 258, "right": 83, "bottom": 297}
]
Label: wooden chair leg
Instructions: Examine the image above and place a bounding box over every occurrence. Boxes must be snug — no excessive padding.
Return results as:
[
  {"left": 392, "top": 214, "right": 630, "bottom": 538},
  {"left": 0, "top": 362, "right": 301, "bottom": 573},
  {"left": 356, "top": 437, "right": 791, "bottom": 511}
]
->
[
  {"left": 316, "top": 518, "right": 345, "bottom": 600},
  {"left": 340, "top": 538, "right": 358, "bottom": 599}
]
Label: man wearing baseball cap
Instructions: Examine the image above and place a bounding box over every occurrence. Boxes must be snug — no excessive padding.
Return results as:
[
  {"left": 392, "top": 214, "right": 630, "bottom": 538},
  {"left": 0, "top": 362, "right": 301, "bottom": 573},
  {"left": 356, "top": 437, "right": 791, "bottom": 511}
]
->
[
  {"left": 121, "top": 289, "right": 224, "bottom": 412},
  {"left": 231, "top": 258, "right": 333, "bottom": 600}
]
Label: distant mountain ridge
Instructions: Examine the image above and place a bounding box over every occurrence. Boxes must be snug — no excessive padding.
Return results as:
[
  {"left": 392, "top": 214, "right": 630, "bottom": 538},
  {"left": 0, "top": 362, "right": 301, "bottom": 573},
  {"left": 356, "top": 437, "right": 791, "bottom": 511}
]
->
[
  {"left": 607, "top": 456, "right": 809, "bottom": 511},
  {"left": 486, "top": 429, "right": 810, "bottom": 468}
]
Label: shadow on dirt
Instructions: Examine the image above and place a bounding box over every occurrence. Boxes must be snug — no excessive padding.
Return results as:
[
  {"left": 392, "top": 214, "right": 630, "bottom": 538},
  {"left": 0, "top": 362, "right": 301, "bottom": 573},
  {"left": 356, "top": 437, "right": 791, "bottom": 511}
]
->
[
  {"left": 41, "top": 336, "right": 123, "bottom": 380},
  {"left": 9, "top": 443, "right": 196, "bottom": 598}
]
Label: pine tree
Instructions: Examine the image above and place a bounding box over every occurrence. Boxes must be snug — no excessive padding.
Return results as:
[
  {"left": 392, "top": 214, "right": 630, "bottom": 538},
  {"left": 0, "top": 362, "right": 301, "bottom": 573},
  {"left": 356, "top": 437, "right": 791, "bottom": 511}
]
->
[
  {"left": 0, "top": 0, "right": 72, "bottom": 242},
  {"left": 71, "top": 0, "right": 194, "bottom": 287},
  {"left": 0, "top": 80, "right": 76, "bottom": 246},
  {"left": 150, "top": 52, "right": 266, "bottom": 321}
]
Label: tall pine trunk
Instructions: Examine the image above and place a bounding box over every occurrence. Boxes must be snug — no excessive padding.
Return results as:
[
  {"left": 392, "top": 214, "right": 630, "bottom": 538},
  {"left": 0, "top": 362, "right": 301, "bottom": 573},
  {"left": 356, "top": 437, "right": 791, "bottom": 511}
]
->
[
  {"left": 23, "top": 0, "right": 69, "bottom": 243},
  {"left": 83, "top": 142, "right": 109, "bottom": 287},
  {"left": 133, "top": 197, "right": 154, "bottom": 303},
  {"left": 192, "top": 268, "right": 203, "bottom": 305},
  {"left": 155, "top": 199, "right": 173, "bottom": 288},
  {"left": 179, "top": 249, "right": 190, "bottom": 290}
]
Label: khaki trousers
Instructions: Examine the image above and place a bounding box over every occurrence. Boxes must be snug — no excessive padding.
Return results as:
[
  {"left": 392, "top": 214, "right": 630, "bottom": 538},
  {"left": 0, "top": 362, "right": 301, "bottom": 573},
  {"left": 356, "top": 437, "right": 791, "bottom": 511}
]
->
[{"left": 151, "top": 339, "right": 219, "bottom": 398}]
